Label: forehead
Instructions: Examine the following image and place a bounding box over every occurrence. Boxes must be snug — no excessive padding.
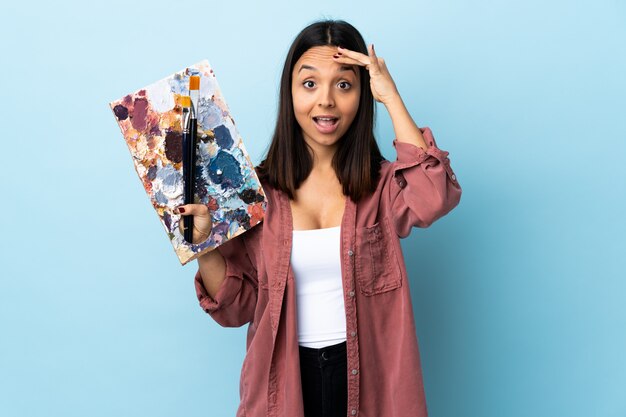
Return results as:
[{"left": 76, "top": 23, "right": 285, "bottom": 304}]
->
[
  {"left": 293, "top": 46, "right": 358, "bottom": 76},
  {"left": 298, "top": 45, "right": 338, "bottom": 62}
]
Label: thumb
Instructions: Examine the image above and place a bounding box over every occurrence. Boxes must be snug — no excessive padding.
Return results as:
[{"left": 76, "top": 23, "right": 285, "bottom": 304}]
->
[{"left": 174, "top": 203, "right": 208, "bottom": 216}]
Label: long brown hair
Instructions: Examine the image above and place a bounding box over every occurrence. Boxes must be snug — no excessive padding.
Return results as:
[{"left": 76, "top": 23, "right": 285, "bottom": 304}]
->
[{"left": 257, "top": 20, "right": 384, "bottom": 201}]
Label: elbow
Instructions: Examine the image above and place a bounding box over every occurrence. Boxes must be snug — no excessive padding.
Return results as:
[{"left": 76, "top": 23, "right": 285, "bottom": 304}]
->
[
  {"left": 204, "top": 301, "right": 255, "bottom": 328},
  {"left": 415, "top": 184, "right": 462, "bottom": 228},
  {"left": 208, "top": 311, "right": 254, "bottom": 328},
  {"left": 201, "top": 279, "right": 258, "bottom": 328}
]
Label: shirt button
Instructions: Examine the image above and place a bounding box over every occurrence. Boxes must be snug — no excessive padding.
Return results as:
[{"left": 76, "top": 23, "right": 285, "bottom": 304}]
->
[
  {"left": 349, "top": 290, "right": 355, "bottom": 297},
  {"left": 348, "top": 249, "right": 354, "bottom": 257},
  {"left": 351, "top": 409, "right": 357, "bottom": 415},
  {"left": 351, "top": 331, "right": 356, "bottom": 337},
  {"left": 352, "top": 369, "right": 358, "bottom": 375}
]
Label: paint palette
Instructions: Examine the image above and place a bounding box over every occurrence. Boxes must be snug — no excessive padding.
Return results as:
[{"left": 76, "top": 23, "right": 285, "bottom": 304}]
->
[{"left": 109, "top": 60, "right": 266, "bottom": 265}]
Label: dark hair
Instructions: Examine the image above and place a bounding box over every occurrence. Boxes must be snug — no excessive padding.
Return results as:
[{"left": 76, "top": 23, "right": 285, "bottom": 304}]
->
[{"left": 256, "top": 19, "right": 384, "bottom": 201}]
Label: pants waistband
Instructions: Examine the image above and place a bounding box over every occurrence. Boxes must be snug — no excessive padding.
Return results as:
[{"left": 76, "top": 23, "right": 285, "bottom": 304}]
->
[{"left": 299, "top": 341, "right": 347, "bottom": 367}]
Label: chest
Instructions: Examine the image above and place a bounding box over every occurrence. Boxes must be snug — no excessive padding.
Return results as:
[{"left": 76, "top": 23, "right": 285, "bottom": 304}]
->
[{"left": 289, "top": 176, "right": 346, "bottom": 230}]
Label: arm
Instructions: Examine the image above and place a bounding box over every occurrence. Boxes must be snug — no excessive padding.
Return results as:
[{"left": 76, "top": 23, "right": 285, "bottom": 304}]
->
[
  {"left": 336, "top": 43, "right": 427, "bottom": 152},
  {"left": 194, "top": 231, "right": 259, "bottom": 328},
  {"left": 197, "top": 250, "right": 226, "bottom": 300},
  {"left": 334, "top": 45, "right": 461, "bottom": 235},
  {"left": 178, "top": 203, "right": 260, "bottom": 328},
  {"left": 385, "top": 94, "right": 428, "bottom": 150},
  {"left": 389, "top": 126, "right": 462, "bottom": 236},
  {"left": 378, "top": 55, "right": 461, "bottom": 233}
]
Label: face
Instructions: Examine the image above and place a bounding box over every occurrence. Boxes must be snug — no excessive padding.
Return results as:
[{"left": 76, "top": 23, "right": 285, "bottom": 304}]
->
[{"left": 291, "top": 45, "right": 361, "bottom": 154}]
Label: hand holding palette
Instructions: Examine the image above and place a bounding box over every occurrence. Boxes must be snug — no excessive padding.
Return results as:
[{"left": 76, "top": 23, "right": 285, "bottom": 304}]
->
[{"left": 109, "top": 60, "right": 266, "bottom": 265}]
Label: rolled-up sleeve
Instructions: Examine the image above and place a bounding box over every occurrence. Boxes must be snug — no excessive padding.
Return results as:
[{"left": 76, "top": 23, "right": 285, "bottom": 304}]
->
[
  {"left": 194, "top": 227, "right": 260, "bottom": 328},
  {"left": 389, "top": 127, "right": 462, "bottom": 237}
]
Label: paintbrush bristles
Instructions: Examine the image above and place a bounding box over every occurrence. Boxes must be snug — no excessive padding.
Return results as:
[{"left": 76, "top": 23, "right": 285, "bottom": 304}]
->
[
  {"left": 189, "top": 76, "right": 200, "bottom": 90},
  {"left": 180, "top": 95, "right": 191, "bottom": 107}
]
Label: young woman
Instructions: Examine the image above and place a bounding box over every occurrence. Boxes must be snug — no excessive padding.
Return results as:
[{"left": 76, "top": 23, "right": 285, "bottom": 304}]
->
[{"left": 177, "top": 19, "right": 462, "bottom": 417}]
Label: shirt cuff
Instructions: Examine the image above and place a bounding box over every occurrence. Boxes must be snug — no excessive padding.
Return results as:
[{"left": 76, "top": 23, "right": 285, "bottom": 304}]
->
[
  {"left": 392, "top": 126, "right": 456, "bottom": 182},
  {"left": 194, "top": 265, "right": 243, "bottom": 314}
]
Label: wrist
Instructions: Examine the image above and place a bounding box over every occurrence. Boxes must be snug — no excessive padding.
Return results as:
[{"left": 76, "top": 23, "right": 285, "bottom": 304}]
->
[{"left": 383, "top": 92, "right": 405, "bottom": 112}]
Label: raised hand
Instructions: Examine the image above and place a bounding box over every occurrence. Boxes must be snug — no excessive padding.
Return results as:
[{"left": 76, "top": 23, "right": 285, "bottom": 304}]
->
[{"left": 334, "top": 44, "right": 399, "bottom": 105}]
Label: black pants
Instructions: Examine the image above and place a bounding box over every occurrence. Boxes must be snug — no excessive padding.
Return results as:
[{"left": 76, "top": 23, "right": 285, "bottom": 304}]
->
[{"left": 299, "top": 341, "right": 348, "bottom": 417}]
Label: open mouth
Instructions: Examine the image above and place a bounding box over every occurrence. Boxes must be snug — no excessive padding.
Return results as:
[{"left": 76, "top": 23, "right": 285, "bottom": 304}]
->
[
  {"left": 313, "top": 116, "right": 338, "bottom": 125},
  {"left": 313, "top": 116, "right": 339, "bottom": 130}
]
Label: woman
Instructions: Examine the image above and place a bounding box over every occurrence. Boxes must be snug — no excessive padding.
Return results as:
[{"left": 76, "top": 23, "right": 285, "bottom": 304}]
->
[{"left": 177, "top": 19, "right": 462, "bottom": 417}]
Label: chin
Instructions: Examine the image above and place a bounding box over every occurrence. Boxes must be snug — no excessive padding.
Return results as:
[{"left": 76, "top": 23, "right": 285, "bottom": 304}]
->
[{"left": 306, "top": 133, "right": 343, "bottom": 148}]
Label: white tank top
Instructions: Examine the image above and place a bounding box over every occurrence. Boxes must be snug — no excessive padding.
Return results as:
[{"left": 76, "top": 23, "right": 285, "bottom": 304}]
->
[{"left": 291, "top": 226, "right": 347, "bottom": 348}]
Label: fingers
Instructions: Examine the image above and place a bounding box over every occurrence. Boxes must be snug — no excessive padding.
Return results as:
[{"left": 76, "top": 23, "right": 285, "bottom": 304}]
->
[
  {"left": 174, "top": 203, "right": 208, "bottom": 216},
  {"left": 178, "top": 216, "right": 186, "bottom": 234},
  {"left": 333, "top": 56, "right": 368, "bottom": 71},
  {"left": 335, "top": 45, "right": 382, "bottom": 74},
  {"left": 368, "top": 44, "right": 381, "bottom": 73},
  {"left": 336, "top": 46, "right": 370, "bottom": 67},
  {"left": 333, "top": 54, "right": 362, "bottom": 66},
  {"left": 177, "top": 216, "right": 210, "bottom": 231},
  {"left": 177, "top": 205, "right": 212, "bottom": 244}
]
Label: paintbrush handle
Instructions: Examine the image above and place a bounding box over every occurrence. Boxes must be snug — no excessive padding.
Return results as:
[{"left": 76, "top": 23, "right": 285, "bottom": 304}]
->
[{"left": 182, "top": 120, "right": 197, "bottom": 243}]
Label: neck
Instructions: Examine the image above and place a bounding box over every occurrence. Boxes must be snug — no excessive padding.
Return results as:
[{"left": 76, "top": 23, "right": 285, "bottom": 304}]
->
[
  {"left": 311, "top": 150, "right": 335, "bottom": 172},
  {"left": 305, "top": 142, "right": 337, "bottom": 172}
]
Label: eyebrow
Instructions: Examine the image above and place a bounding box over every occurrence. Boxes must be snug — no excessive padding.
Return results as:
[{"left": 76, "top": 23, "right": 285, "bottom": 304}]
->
[{"left": 298, "top": 64, "right": 357, "bottom": 75}]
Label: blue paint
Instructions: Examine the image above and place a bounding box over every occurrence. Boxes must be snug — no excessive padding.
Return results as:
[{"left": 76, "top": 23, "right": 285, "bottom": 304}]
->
[
  {"left": 213, "top": 125, "right": 234, "bottom": 149},
  {"left": 154, "top": 190, "right": 167, "bottom": 205},
  {"left": 208, "top": 150, "right": 243, "bottom": 191},
  {"left": 195, "top": 168, "right": 208, "bottom": 199},
  {"left": 147, "top": 165, "right": 157, "bottom": 181},
  {"left": 226, "top": 208, "right": 250, "bottom": 229}
]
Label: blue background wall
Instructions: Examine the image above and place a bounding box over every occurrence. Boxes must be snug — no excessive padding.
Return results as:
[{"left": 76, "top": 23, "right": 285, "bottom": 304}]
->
[{"left": 1, "top": 0, "right": 624, "bottom": 416}]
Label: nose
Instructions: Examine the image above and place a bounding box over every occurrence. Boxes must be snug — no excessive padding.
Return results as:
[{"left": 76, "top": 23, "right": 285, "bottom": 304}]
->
[{"left": 317, "top": 85, "right": 335, "bottom": 108}]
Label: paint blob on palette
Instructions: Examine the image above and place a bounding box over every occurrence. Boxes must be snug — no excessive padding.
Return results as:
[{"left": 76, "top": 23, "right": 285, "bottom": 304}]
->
[{"left": 109, "top": 60, "right": 266, "bottom": 265}]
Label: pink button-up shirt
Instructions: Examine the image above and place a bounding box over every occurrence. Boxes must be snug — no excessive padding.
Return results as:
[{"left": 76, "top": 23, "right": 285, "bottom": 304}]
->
[{"left": 194, "top": 127, "right": 462, "bottom": 416}]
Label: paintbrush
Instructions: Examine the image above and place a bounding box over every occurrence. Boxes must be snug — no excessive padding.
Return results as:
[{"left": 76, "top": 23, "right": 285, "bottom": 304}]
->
[
  {"left": 185, "top": 75, "right": 201, "bottom": 243},
  {"left": 180, "top": 94, "right": 194, "bottom": 243}
]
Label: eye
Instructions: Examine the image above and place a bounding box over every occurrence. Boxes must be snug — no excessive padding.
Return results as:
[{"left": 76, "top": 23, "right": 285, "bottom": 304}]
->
[
  {"left": 338, "top": 81, "right": 352, "bottom": 90},
  {"left": 303, "top": 80, "right": 316, "bottom": 89}
]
